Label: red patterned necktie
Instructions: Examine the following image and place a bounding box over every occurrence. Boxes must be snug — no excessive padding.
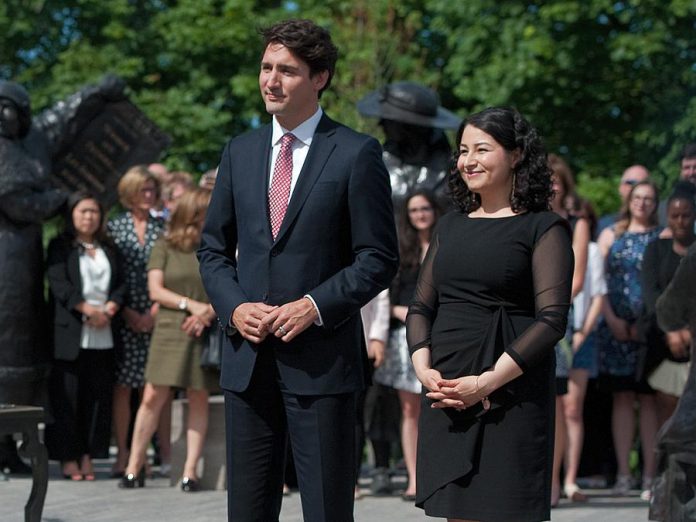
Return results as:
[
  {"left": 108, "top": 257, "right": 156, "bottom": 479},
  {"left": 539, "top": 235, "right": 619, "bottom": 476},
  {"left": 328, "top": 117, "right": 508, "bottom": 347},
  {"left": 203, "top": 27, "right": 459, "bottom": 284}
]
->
[{"left": 268, "top": 133, "right": 296, "bottom": 239}]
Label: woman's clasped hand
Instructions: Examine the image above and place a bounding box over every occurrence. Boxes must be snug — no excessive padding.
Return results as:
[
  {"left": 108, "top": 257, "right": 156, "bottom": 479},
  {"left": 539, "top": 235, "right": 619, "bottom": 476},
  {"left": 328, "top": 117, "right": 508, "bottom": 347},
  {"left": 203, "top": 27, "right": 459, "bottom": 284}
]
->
[{"left": 422, "top": 373, "right": 492, "bottom": 411}]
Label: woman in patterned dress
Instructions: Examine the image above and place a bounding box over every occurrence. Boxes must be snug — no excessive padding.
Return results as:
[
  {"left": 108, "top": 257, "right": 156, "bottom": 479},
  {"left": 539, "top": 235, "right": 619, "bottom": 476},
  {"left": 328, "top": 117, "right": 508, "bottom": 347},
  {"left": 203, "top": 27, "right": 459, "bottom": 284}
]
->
[
  {"left": 107, "top": 166, "right": 165, "bottom": 476},
  {"left": 597, "top": 179, "right": 661, "bottom": 499}
]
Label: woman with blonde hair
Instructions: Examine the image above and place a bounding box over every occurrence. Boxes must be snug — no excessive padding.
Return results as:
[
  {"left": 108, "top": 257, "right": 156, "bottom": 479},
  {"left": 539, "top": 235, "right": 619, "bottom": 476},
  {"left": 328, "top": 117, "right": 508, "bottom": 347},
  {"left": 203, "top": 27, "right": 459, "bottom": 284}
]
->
[
  {"left": 120, "top": 188, "right": 218, "bottom": 491},
  {"left": 108, "top": 165, "right": 165, "bottom": 476}
]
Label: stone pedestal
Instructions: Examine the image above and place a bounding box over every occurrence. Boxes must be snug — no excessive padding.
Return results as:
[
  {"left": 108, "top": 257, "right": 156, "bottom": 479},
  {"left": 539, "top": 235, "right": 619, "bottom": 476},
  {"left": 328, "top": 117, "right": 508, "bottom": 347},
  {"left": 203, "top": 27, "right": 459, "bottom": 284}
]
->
[{"left": 170, "top": 395, "right": 226, "bottom": 490}]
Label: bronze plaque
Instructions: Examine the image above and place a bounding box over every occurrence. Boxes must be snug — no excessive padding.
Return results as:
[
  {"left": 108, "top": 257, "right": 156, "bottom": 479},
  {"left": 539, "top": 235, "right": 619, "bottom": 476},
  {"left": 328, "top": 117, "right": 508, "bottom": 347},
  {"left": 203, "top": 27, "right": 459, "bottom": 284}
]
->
[{"left": 51, "top": 100, "right": 171, "bottom": 207}]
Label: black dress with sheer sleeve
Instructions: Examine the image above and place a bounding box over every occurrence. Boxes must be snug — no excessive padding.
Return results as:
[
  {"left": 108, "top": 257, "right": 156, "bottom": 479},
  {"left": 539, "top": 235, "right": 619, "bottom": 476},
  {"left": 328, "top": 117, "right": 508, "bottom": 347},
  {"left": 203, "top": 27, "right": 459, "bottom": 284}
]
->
[{"left": 406, "top": 210, "right": 573, "bottom": 521}]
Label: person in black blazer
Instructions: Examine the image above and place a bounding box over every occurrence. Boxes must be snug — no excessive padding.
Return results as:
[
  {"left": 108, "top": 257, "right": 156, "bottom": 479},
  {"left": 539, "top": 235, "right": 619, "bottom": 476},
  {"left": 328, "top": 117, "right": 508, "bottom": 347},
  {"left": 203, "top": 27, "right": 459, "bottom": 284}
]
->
[
  {"left": 45, "top": 191, "right": 126, "bottom": 480},
  {"left": 198, "top": 19, "right": 398, "bottom": 522}
]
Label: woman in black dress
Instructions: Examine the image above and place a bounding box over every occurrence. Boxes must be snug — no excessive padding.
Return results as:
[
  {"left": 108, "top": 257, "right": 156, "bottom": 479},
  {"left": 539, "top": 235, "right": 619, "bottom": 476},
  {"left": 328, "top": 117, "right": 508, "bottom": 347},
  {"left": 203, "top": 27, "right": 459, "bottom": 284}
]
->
[
  {"left": 407, "top": 107, "right": 574, "bottom": 521},
  {"left": 640, "top": 182, "right": 695, "bottom": 426}
]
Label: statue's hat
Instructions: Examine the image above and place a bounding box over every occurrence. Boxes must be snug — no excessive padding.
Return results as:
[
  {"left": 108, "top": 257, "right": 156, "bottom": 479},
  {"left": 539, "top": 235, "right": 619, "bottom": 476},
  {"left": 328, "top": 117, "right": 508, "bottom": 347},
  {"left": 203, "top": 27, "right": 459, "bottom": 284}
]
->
[
  {"left": 357, "top": 82, "right": 460, "bottom": 129},
  {"left": 0, "top": 81, "right": 30, "bottom": 115}
]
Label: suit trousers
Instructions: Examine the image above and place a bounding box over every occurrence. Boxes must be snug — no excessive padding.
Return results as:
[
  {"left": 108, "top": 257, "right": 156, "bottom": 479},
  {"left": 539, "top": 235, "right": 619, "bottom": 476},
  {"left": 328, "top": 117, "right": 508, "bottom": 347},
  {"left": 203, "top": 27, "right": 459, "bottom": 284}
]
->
[
  {"left": 45, "top": 348, "right": 115, "bottom": 461},
  {"left": 224, "top": 347, "right": 356, "bottom": 522}
]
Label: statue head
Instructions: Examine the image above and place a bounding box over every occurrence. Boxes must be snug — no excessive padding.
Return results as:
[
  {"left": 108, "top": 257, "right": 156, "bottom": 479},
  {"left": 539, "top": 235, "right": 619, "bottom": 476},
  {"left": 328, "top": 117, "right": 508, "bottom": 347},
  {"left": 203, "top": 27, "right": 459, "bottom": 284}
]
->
[
  {"left": 0, "top": 81, "right": 31, "bottom": 139},
  {"left": 357, "top": 82, "right": 460, "bottom": 131}
]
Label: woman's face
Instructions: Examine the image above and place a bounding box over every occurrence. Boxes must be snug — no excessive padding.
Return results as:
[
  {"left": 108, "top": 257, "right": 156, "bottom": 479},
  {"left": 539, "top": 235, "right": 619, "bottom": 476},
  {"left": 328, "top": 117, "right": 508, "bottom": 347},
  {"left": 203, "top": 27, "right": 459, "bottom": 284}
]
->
[
  {"left": 628, "top": 184, "right": 657, "bottom": 222},
  {"left": 551, "top": 175, "right": 566, "bottom": 208},
  {"left": 72, "top": 198, "right": 101, "bottom": 240},
  {"left": 667, "top": 198, "right": 695, "bottom": 242},
  {"left": 407, "top": 195, "right": 436, "bottom": 232},
  {"left": 456, "top": 124, "right": 519, "bottom": 199},
  {"left": 136, "top": 180, "right": 158, "bottom": 211}
]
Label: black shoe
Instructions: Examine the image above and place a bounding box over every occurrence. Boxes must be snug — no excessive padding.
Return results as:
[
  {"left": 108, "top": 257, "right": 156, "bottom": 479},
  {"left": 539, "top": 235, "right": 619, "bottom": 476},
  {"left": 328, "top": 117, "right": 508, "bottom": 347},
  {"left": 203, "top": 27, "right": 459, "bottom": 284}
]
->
[
  {"left": 181, "top": 476, "right": 199, "bottom": 492},
  {"left": 370, "top": 468, "right": 392, "bottom": 496},
  {"left": 119, "top": 468, "right": 145, "bottom": 488}
]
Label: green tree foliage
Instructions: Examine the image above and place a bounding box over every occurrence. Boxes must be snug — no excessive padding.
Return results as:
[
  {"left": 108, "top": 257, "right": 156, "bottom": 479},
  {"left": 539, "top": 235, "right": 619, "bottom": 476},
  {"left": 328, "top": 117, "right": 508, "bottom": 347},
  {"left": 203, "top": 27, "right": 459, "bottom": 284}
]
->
[
  {"left": 426, "top": 0, "right": 696, "bottom": 209},
  {"left": 2, "top": 0, "right": 694, "bottom": 214}
]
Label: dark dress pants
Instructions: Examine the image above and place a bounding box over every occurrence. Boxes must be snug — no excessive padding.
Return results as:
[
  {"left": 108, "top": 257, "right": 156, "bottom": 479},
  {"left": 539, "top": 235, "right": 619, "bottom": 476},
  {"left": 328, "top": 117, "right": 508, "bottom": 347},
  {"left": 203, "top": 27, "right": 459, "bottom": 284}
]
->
[
  {"left": 45, "top": 348, "right": 115, "bottom": 461},
  {"left": 224, "top": 347, "right": 356, "bottom": 522}
]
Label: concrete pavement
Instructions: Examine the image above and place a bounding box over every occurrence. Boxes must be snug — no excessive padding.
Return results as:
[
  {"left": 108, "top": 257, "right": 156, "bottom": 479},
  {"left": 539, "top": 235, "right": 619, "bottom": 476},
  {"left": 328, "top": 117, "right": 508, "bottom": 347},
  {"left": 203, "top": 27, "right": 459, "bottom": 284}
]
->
[{"left": 0, "top": 460, "right": 651, "bottom": 521}]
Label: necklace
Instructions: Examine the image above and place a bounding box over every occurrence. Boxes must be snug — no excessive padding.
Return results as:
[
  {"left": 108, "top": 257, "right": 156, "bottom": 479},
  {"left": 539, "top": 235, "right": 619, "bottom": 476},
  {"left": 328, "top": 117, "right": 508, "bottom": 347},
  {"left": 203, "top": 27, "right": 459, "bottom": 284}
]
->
[{"left": 77, "top": 240, "right": 97, "bottom": 250}]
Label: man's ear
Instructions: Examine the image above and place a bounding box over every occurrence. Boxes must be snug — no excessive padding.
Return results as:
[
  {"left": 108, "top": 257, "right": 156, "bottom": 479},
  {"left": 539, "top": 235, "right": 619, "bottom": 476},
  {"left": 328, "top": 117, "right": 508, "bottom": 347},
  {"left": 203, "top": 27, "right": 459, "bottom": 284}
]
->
[{"left": 312, "top": 70, "right": 329, "bottom": 93}]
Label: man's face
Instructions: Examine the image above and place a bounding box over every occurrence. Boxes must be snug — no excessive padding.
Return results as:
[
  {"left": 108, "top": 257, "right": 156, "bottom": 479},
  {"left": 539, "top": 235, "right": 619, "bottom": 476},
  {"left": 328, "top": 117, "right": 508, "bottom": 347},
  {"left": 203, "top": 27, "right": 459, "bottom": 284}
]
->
[
  {"left": 681, "top": 157, "right": 696, "bottom": 185},
  {"left": 618, "top": 166, "right": 649, "bottom": 201},
  {"left": 0, "top": 97, "right": 21, "bottom": 139},
  {"left": 259, "top": 43, "right": 328, "bottom": 130}
]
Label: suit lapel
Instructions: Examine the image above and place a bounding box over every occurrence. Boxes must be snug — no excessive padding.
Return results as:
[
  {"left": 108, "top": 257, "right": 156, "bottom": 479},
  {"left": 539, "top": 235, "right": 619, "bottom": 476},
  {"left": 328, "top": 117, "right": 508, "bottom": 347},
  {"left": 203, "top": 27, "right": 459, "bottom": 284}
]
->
[
  {"left": 273, "top": 115, "right": 337, "bottom": 244},
  {"left": 250, "top": 125, "right": 274, "bottom": 241},
  {"left": 68, "top": 245, "right": 82, "bottom": 293}
]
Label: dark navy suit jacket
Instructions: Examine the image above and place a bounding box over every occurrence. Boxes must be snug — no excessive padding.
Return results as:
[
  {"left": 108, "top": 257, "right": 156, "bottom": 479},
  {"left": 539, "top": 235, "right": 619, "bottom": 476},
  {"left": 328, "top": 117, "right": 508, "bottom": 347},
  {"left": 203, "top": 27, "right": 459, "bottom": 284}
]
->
[{"left": 198, "top": 114, "right": 399, "bottom": 395}]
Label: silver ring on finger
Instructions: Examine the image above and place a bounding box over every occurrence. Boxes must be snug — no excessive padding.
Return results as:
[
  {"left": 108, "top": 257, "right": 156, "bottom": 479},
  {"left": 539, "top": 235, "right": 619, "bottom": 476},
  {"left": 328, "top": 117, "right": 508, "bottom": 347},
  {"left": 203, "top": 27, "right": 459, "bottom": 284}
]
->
[{"left": 278, "top": 325, "right": 287, "bottom": 336}]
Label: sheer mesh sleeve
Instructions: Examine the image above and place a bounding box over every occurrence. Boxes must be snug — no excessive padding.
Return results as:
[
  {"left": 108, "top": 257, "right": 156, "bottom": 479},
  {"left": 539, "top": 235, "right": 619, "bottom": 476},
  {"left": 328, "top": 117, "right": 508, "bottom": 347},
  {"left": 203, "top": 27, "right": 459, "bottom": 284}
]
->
[
  {"left": 406, "top": 230, "right": 440, "bottom": 355},
  {"left": 506, "top": 222, "right": 574, "bottom": 371}
]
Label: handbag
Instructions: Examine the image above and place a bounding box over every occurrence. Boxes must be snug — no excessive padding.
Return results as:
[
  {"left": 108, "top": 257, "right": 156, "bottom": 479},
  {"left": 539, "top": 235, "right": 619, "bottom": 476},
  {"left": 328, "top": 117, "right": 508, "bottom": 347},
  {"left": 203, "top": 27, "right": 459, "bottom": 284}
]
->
[{"left": 200, "top": 324, "right": 224, "bottom": 371}]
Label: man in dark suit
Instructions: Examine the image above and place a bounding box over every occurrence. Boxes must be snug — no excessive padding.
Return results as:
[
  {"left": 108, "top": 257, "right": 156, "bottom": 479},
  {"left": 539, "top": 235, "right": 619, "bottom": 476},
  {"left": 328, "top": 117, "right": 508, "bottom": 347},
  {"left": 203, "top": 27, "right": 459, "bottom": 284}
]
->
[{"left": 197, "top": 19, "right": 398, "bottom": 522}]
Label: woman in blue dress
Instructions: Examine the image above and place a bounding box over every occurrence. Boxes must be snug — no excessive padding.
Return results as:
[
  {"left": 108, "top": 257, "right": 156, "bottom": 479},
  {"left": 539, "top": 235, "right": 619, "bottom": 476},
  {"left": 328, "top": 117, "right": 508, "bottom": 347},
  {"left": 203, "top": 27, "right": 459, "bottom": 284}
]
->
[{"left": 596, "top": 179, "right": 661, "bottom": 500}]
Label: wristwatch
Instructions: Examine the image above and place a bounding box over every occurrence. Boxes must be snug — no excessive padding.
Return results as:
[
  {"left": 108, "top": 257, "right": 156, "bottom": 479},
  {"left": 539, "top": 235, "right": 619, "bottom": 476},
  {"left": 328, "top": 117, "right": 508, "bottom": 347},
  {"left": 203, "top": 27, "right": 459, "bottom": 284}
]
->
[{"left": 177, "top": 298, "right": 189, "bottom": 311}]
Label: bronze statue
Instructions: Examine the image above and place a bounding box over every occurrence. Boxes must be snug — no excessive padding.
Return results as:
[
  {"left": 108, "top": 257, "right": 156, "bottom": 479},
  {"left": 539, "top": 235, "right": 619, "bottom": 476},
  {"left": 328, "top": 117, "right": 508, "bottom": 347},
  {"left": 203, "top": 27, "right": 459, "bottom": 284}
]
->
[
  {"left": 0, "top": 76, "right": 125, "bottom": 473},
  {"left": 357, "top": 81, "right": 460, "bottom": 214}
]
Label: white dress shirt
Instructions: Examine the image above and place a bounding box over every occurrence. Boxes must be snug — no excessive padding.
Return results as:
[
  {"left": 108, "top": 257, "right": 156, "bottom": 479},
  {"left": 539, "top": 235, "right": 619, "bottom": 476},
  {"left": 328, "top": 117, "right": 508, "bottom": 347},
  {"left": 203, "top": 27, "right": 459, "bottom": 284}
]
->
[{"left": 79, "top": 247, "right": 113, "bottom": 349}]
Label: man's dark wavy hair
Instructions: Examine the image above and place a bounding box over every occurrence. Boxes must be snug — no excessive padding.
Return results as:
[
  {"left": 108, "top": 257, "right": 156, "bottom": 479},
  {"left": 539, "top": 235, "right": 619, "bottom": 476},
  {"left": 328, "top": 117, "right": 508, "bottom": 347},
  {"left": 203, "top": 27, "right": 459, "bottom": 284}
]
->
[
  {"left": 260, "top": 19, "right": 338, "bottom": 98},
  {"left": 448, "top": 106, "right": 553, "bottom": 213}
]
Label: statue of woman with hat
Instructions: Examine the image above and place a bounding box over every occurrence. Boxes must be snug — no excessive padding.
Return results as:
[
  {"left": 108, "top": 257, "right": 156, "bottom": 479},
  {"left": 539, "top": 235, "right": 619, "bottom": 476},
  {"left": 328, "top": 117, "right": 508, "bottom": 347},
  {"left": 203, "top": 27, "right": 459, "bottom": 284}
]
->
[
  {"left": 357, "top": 81, "right": 460, "bottom": 215},
  {"left": 0, "top": 76, "right": 124, "bottom": 474}
]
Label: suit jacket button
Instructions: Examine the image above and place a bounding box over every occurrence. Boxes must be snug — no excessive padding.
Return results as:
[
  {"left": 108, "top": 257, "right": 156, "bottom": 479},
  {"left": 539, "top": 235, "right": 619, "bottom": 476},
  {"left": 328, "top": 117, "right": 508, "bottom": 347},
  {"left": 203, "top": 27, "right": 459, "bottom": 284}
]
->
[{"left": 270, "top": 249, "right": 279, "bottom": 257}]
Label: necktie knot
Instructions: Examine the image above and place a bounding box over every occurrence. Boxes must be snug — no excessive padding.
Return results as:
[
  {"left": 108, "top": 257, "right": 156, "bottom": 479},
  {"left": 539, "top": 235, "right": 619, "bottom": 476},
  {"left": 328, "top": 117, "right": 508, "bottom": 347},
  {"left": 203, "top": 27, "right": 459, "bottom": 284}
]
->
[{"left": 280, "top": 132, "right": 295, "bottom": 149}]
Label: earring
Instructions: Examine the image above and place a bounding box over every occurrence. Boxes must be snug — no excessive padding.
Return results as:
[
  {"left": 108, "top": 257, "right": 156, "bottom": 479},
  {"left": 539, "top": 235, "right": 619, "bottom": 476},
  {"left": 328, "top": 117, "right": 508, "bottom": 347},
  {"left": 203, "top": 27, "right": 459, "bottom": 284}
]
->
[{"left": 510, "top": 172, "right": 517, "bottom": 199}]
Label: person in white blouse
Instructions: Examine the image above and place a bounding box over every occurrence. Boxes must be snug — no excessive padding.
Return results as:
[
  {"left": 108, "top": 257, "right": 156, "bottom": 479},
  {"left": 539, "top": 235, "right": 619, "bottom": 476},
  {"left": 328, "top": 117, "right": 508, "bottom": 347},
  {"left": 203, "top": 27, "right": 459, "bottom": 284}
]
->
[{"left": 45, "top": 192, "right": 126, "bottom": 480}]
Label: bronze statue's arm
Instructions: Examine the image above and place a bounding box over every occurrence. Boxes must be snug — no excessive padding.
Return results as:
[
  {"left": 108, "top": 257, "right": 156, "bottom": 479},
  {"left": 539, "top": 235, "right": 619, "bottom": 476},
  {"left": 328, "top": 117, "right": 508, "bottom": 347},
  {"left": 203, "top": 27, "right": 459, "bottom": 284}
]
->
[
  {"left": 0, "top": 188, "right": 65, "bottom": 224},
  {"left": 34, "top": 75, "right": 126, "bottom": 158}
]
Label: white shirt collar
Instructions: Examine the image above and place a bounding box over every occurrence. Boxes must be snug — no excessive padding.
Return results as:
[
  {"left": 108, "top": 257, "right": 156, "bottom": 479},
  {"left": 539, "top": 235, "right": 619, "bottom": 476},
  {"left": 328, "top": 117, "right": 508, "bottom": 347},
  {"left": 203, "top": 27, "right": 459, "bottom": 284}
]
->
[{"left": 271, "top": 107, "right": 323, "bottom": 147}]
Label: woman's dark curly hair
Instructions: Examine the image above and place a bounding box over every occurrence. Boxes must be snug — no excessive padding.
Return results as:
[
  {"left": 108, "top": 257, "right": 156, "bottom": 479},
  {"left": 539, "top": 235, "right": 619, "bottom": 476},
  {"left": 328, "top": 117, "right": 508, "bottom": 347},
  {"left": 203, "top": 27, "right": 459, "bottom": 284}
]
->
[
  {"left": 447, "top": 106, "right": 553, "bottom": 213},
  {"left": 398, "top": 188, "right": 441, "bottom": 271}
]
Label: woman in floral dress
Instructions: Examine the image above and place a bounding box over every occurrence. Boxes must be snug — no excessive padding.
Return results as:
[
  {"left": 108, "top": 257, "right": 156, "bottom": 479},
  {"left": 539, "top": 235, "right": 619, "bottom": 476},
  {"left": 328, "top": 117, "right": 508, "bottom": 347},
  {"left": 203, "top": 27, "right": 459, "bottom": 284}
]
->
[
  {"left": 597, "top": 179, "right": 661, "bottom": 500},
  {"left": 107, "top": 165, "right": 164, "bottom": 476}
]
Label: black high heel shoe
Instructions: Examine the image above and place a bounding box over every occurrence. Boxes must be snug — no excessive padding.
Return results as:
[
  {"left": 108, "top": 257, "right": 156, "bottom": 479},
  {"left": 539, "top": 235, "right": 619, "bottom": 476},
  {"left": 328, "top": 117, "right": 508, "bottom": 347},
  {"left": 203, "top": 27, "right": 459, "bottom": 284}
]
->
[
  {"left": 119, "top": 468, "right": 145, "bottom": 489},
  {"left": 181, "top": 476, "right": 199, "bottom": 492}
]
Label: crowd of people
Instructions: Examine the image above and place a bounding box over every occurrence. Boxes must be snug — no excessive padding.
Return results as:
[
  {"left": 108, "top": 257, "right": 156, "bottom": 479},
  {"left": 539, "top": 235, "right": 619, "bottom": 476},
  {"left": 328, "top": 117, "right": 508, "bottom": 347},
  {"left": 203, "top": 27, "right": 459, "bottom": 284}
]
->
[
  {"left": 1, "top": 16, "right": 694, "bottom": 522},
  {"left": 41, "top": 164, "right": 221, "bottom": 492}
]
